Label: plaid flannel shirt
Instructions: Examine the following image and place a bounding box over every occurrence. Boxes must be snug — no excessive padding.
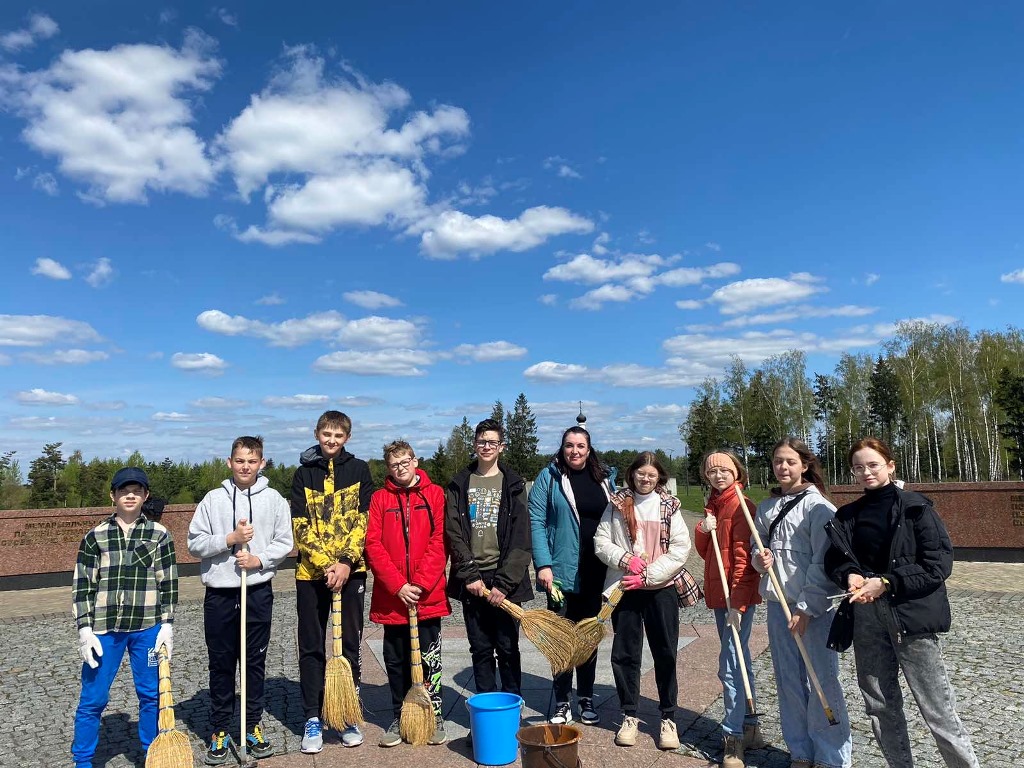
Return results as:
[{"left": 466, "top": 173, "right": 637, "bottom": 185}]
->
[{"left": 72, "top": 512, "right": 178, "bottom": 633}]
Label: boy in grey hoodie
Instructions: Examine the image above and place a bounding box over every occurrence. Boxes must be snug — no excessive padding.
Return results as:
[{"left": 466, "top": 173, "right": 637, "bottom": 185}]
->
[{"left": 188, "top": 436, "right": 293, "bottom": 764}]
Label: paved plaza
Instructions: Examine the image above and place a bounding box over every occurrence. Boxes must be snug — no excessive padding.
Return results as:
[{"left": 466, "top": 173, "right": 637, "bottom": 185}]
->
[{"left": 1, "top": 513, "right": 1021, "bottom": 768}]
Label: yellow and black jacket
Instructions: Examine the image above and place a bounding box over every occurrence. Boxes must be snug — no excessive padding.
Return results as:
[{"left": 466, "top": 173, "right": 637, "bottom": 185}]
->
[{"left": 290, "top": 445, "right": 373, "bottom": 581}]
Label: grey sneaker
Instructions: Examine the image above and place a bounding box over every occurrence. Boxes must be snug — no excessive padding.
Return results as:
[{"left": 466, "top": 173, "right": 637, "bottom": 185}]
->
[
  {"left": 615, "top": 716, "right": 639, "bottom": 747},
  {"left": 550, "top": 701, "right": 573, "bottom": 725},
  {"left": 578, "top": 697, "right": 599, "bottom": 725},
  {"left": 427, "top": 715, "right": 448, "bottom": 746},
  {"left": 300, "top": 717, "right": 323, "bottom": 754},
  {"left": 341, "top": 723, "right": 364, "bottom": 747},
  {"left": 379, "top": 719, "right": 402, "bottom": 748}
]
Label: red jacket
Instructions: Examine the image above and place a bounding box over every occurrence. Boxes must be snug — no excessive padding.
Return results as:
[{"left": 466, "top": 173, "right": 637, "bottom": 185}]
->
[
  {"left": 694, "top": 484, "right": 762, "bottom": 610},
  {"left": 365, "top": 469, "right": 451, "bottom": 625}
]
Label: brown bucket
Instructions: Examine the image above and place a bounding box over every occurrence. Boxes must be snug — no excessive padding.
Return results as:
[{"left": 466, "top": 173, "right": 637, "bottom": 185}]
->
[{"left": 516, "top": 724, "right": 582, "bottom": 768}]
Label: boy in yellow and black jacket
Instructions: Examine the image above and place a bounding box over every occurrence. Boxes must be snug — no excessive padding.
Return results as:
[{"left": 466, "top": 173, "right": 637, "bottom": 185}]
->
[{"left": 291, "top": 410, "right": 373, "bottom": 752}]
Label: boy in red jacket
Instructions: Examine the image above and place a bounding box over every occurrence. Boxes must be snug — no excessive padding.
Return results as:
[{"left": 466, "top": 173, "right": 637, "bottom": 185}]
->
[{"left": 364, "top": 440, "right": 450, "bottom": 747}]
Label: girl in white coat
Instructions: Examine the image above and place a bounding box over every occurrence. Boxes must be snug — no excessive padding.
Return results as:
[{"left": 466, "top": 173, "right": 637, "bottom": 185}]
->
[{"left": 594, "top": 452, "right": 691, "bottom": 751}]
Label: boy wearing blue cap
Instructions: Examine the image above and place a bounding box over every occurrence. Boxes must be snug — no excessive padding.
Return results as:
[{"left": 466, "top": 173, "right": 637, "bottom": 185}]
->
[{"left": 71, "top": 467, "right": 179, "bottom": 768}]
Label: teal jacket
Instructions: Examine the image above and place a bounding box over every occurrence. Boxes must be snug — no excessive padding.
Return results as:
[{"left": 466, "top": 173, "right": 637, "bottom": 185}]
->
[{"left": 529, "top": 460, "right": 616, "bottom": 593}]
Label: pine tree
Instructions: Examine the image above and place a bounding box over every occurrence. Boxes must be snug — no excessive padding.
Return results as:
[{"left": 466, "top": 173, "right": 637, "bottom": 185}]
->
[
  {"left": 868, "top": 356, "right": 902, "bottom": 447},
  {"left": 490, "top": 400, "right": 505, "bottom": 427},
  {"left": 504, "top": 393, "right": 539, "bottom": 477},
  {"left": 28, "top": 442, "right": 66, "bottom": 508}
]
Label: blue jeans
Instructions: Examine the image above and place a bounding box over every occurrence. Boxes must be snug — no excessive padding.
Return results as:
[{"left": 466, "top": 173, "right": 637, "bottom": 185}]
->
[
  {"left": 765, "top": 601, "right": 852, "bottom": 768},
  {"left": 72, "top": 624, "right": 159, "bottom": 768},
  {"left": 714, "top": 606, "right": 759, "bottom": 736},
  {"left": 853, "top": 601, "right": 979, "bottom": 768}
]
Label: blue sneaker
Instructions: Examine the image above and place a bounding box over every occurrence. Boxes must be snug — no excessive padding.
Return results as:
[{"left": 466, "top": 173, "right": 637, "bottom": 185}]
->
[
  {"left": 245, "top": 723, "right": 275, "bottom": 759},
  {"left": 204, "top": 730, "right": 231, "bottom": 765},
  {"left": 301, "top": 717, "right": 323, "bottom": 754}
]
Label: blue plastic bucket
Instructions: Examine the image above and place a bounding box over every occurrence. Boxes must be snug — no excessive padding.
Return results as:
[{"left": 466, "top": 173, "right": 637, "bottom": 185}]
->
[{"left": 466, "top": 692, "right": 524, "bottom": 765}]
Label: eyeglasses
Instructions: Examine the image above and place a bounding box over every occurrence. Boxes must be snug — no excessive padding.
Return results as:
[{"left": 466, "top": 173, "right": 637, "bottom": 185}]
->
[
  {"left": 474, "top": 440, "right": 502, "bottom": 449},
  {"left": 387, "top": 458, "right": 415, "bottom": 471},
  {"left": 705, "top": 468, "right": 735, "bottom": 477},
  {"left": 634, "top": 472, "right": 659, "bottom": 482},
  {"left": 852, "top": 462, "right": 886, "bottom": 475}
]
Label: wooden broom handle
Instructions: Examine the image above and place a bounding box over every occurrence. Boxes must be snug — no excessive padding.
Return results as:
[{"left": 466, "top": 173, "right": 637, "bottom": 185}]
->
[
  {"left": 331, "top": 592, "right": 344, "bottom": 659},
  {"left": 408, "top": 606, "right": 424, "bottom": 685},
  {"left": 710, "top": 526, "right": 757, "bottom": 712}
]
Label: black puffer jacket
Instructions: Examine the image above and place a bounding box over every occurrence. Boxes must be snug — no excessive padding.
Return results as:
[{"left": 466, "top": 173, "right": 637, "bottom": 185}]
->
[
  {"left": 444, "top": 461, "right": 534, "bottom": 603},
  {"left": 824, "top": 486, "right": 954, "bottom": 644}
]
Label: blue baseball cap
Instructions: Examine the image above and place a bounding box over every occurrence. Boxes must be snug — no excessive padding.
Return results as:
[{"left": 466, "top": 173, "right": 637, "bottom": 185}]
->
[{"left": 111, "top": 467, "right": 150, "bottom": 491}]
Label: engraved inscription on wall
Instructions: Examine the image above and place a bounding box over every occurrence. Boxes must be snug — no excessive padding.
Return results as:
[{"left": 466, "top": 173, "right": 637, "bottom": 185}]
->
[
  {"left": 0, "top": 519, "right": 98, "bottom": 547},
  {"left": 1012, "top": 494, "right": 1024, "bottom": 527}
]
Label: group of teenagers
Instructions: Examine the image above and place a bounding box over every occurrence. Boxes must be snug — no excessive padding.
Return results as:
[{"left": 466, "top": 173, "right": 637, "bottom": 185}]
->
[{"left": 69, "top": 408, "right": 979, "bottom": 768}]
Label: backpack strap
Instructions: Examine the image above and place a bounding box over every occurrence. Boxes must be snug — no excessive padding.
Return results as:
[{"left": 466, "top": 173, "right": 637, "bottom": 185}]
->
[{"left": 766, "top": 490, "right": 810, "bottom": 548}]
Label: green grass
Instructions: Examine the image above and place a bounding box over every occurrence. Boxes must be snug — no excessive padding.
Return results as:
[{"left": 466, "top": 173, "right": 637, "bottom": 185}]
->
[{"left": 673, "top": 484, "right": 772, "bottom": 514}]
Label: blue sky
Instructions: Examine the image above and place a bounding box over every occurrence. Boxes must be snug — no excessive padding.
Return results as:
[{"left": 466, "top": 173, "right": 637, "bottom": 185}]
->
[{"left": 2, "top": 1, "right": 1023, "bottom": 467}]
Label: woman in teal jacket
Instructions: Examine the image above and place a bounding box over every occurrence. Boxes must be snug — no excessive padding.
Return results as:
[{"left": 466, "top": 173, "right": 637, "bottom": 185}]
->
[{"left": 529, "top": 426, "right": 616, "bottom": 727}]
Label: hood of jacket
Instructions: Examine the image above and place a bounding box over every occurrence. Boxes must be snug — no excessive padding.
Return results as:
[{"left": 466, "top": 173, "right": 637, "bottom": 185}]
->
[
  {"left": 384, "top": 467, "right": 436, "bottom": 495},
  {"left": 300, "top": 444, "right": 356, "bottom": 470}
]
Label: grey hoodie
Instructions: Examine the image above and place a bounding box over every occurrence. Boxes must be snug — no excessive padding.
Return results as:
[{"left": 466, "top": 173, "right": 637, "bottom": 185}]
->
[{"left": 187, "top": 476, "right": 294, "bottom": 588}]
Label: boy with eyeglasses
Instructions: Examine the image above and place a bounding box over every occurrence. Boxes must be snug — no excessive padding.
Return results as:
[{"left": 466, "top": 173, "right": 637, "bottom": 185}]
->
[
  {"left": 291, "top": 410, "right": 373, "bottom": 753},
  {"left": 364, "top": 440, "right": 450, "bottom": 747},
  {"left": 444, "top": 418, "right": 533, "bottom": 699}
]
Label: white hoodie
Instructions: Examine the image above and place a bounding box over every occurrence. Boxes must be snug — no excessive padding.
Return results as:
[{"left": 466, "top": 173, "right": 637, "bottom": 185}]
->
[{"left": 187, "top": 476, "right": 294, "bottom": 588}]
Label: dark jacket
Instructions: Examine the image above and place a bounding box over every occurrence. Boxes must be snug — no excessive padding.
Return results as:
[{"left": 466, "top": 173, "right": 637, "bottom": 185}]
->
[
  {"left": 444, "top": 460, "right": 534, "bottom": 603},
  {"left": 290, "top": 446, "right": 373, "bottom": 581},
  {"left": 824, "top": 485, "right": 954, "bottom": 645}
]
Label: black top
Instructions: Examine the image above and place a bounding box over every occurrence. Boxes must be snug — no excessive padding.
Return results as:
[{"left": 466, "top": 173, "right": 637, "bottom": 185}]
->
[
  {"left": 852, "top": 482, "right": 897, "bottom": 575},
  {"left": 568, "top": 468, "right": 609, "bottom": 577}
]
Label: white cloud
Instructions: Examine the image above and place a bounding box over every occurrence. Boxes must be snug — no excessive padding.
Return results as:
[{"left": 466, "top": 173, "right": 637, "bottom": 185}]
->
[
  {"left": 16, "top": 387, "right": 79, "bottom": 406},
  {"left": 721, "top": 304, "right": 877, "bottom": 328},
  {"left": 0, "top": 353, "right": 10, "bottom": 365},
  {"left": 865, "top": 272, "right": 880, "bottom": 286},
  {"left": 543, "top": 155, "right": 581, "bottom": 179},
  {"left": 262, "top": 394, "right": 330, "bottom": 408},
  {"left": 544, "top": 253, "right": 667, "bottom": 285},
  {"left": 343, "top": 290, "right": 403, "bottom": 309},
  {"left": 523, "top": 360, "right": 714, "bottom": 389},
  {"left": 197, "top": 309, "right": 346, "bottom": 347},
  {"left": 170, "top": 351, "right": 229, "bottom": 374},
  {"left": 420, "top": 206, "right": 594, "bottom": 259},
  {"left": 662, "top": 329, "right": 879, "bottom": 367},
  {"left": 452, "top": 341, "right": 527, "bottom": 362},
  {"left": 538, "top": 294, "right": 558, "bottom": 306},
  {"left": 152, "top": 411, "right": 192, "bottom": 422},
  {"left": 557, "top": 165, "right": 581, "bottom": 179},
  {"left": 675, "top": 299, "right": 703, "bottom": 310},
  {"left": 570, "top": 284, "right": 637, "bottom": 310},
  {"left": 255, "top": 292, "right": 285, "bottom": 305},
  {"left": 522, "top": 361, "right": 590, "bottom": 382},
  {"left": 708, "top": 274, "right": 826, "bottom": 315},
  {"left": 85, "top": 257, "right": 114, "bottom": 287},
  {"left": 31, "top": 257, "right": 71, "bottom": 280},
  {"left": 339, "top": 316, "right": 421, "bottom": 349},
  {"left": 0, "top": 314, "right": 101, "bottom": 347},
  {"left": 312, "top": 349, "right": 432, "bottom": 376},
  {"left": 705, "top": 242, "right": 721, "bottom": 252},
  {"left": 336, "top": 395, "right": 386, "bottom": 407},
  {"left": 1000, "top": 269, "right": 1024, "bottom": 284},
  {"left": 636, "top": 404, "right": 687, "bottom": 419},
  {"left": 591, "top": 232, "right": 611, "bottom": 255},
  {"left": 87, "top": 400, "right": 126, "bottom": 411},
  {"left": 0, "top": 13, "right": 59, "bottom": 52},
  {"left": 22, "top": 349, "right": 109, "bottom": 364},
  {"left": 657, "top": 262, "right": 740, "bottom": 287},
  {"left": 33, "top": 172, "right": 58, "bottom": 195},
  {"left": 214, "top": 7, "right": 238, "bottom": 26},
  {"left": 190, "top": 396, "right": 247, "bottom": 409},
  {"left": 3, "top": 30, "right": 220, "bottom": 203}
]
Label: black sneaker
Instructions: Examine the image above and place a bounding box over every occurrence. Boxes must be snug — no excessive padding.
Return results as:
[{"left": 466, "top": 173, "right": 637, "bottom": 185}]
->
[
  {"left": 205, "top": 730, "right": 231, "bottom": 765},
  {"left": 550, "top": 701, "right": 573, "bottom": 725},
  {"left": 245, "top": 723, "right": 275, "bottom": 759},
  {"left": 579, "top": 698, "right": 599, "bottom": 725}
]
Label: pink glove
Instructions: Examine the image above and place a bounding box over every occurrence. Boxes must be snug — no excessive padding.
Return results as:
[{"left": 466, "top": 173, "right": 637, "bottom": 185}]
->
[
  {"left": 627, "top": 556, "right": 645, "bottom": 575},
  {"left": 622, "top": 573, "right": 645, "bottom": 590}
]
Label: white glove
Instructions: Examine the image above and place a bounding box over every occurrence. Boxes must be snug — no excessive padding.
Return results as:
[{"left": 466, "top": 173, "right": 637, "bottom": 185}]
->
[
  {"left": 726, "top": 608, "right": 742, "bottom": 631},
  {"left": 702, "top": 514, "right": 717, "bottom": 533},
  {"left": 78, "top": 627, "right": 103, "bottom": 669},
  {"left": 155, "top": 623, "right": 174, "bottom": 660}
]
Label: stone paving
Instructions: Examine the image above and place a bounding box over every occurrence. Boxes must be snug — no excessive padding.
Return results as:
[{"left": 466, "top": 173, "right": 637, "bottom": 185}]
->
[{"left": 1, "top": 517, "right": 1021, "bottom": 768}]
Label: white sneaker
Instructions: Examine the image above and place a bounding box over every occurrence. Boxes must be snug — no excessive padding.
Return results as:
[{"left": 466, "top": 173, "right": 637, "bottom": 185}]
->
[
  {"left": 615, "top": 716, "right": 639, "bottom": 747},
  {"left": 300, "top": 717, "right": 323, "bottom": 754},
  {"left": 659, "top": 719, "right": 680, "bottom": 751},
  {"left": 341, "top": 723, "right": 364, "bottom": 747}
]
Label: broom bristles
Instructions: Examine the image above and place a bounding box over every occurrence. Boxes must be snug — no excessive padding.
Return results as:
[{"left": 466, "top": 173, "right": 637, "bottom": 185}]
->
[
  {"left": 519, "top": 611, "right": 577, "bottom": 676},
  {"left": 570, "top": 618, "right": 607, "bottom": 669},
  {"left": 399, "top": 686, "right": 435, "bottom": 746},
  {"left": 146, "top": 648, "right": 194, "bottom": 768},
  {"left": 323, "top": 656, "right": 363, "bottom": 728}
]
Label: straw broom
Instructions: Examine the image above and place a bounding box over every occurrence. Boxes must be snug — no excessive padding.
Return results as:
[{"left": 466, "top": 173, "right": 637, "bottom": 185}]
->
[
  {"left": 734, "top": 484, "right": 838, "bottom": 725},
  {"left": 482, "top": 588, "right": 577, "bottom": 676},
  {"left": 323, "top": 591, "right": 362, "bottom": 729},
  {"left": 400, "top": 605, "right": 436, "bottom": 746},
  {"left": 570, "top": 582, "right": 625, "bottom": 669},
  {"left": 145, "top": 643, "right": 193, "bottom": 768}
]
